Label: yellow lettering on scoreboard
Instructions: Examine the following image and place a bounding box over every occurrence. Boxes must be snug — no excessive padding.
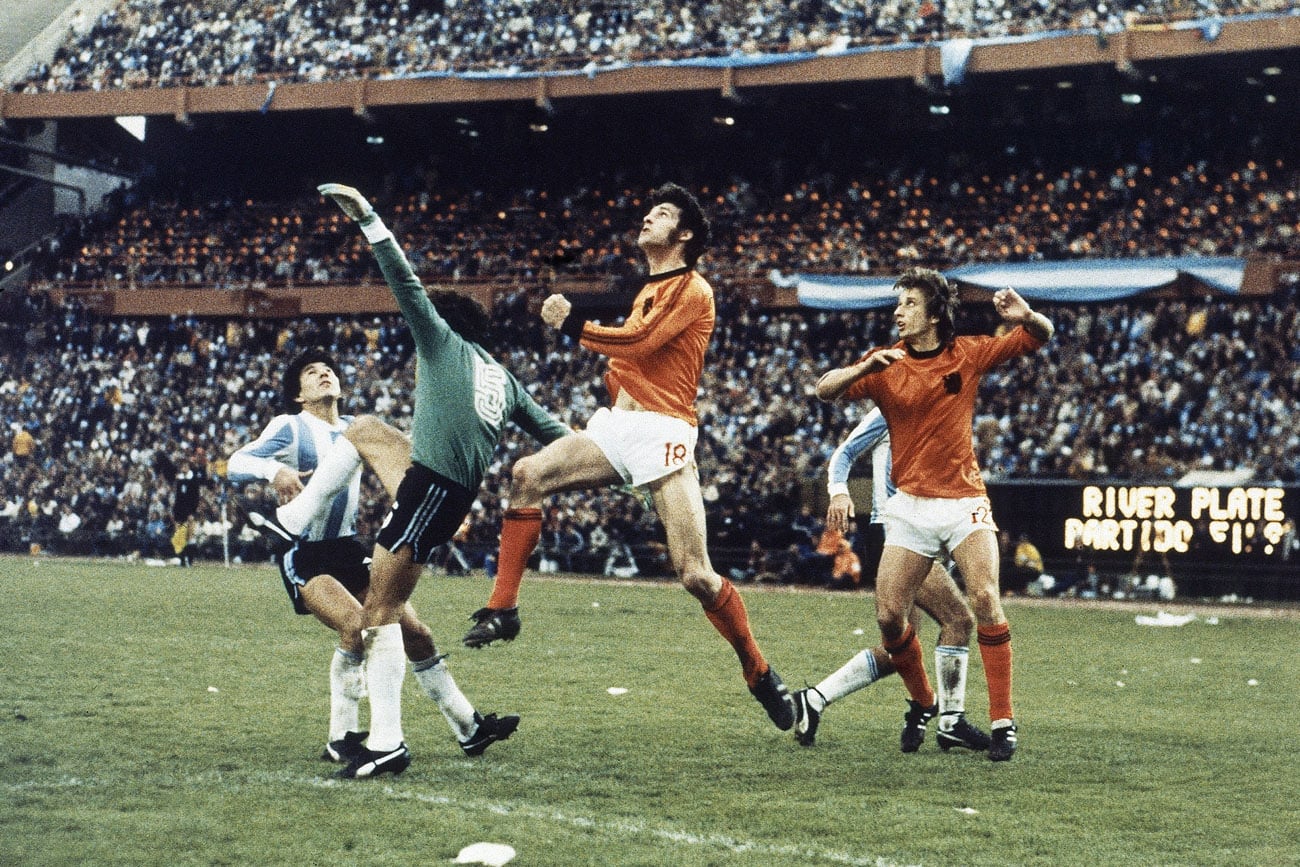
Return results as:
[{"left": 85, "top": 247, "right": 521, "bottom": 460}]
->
[{"left": 1066, "top": 486, "right": 1289, "bottom": 557}]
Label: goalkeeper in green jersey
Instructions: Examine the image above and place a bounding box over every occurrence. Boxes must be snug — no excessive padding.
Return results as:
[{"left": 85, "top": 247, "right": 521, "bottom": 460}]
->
[{"left": 255, "top": 183, "right": 570, "bottom": 778}]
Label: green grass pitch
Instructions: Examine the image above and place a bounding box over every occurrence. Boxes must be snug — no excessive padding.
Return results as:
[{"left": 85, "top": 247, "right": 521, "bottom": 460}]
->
[{"left": 1, "top": 555, "right": 1297, "bottom": 866}]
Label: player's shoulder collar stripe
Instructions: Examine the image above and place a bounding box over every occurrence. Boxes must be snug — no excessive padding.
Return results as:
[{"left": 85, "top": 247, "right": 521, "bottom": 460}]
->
[
  {"left": 640, "top": 265, "right": 692, "bottom": 288},
  {"left": 905, "top": 341, "right": 947, "bottom": 360}
]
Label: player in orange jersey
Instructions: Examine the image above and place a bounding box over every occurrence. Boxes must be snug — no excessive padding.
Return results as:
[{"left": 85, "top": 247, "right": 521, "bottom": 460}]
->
[
  {"left": 815, "top": 267, "right": 1053, "bottom": 761},
  {"left": 463, "top": 183, "right": 796, "bottom": 732}
]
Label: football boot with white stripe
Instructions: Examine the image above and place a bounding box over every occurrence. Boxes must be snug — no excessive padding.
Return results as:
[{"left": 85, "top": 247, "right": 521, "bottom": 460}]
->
[{"left": 336, "top": 742, "right": 411, "bottom": 779}]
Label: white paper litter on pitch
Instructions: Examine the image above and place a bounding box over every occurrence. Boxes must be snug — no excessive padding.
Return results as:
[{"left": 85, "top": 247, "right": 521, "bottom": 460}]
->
[
  {"left": 955, "top": 807, "right": 979, "bottom": 815},
  {"left": 607, "top": 687, "right": 628, "bottom": 696},
  {"left": 453, "top": 842, "right": 516, "bottom": 865},
  {"left": 852, "top": 628, "right": 865, "bottom": 635},
  {"left": 1134, "top": 611, "right": 1196, "bottom": 627}
]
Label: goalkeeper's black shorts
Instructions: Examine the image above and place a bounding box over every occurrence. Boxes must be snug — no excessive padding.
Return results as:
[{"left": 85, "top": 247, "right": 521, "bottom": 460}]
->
[{"left": 375, "top": 462, "right": 475, "bottom": 566}]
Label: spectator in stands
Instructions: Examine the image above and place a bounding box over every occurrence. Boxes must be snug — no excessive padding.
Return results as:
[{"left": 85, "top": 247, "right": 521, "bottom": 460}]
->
[
  {"left": 818, "top": 525, "right": 864, "bottom": 591},
  {"left": 548, "top": 516, "right": 587, "bottom": 573},
  {"left": 1009, "top": 532, "right": 1045, "bottom": 592},
  {"left": 10, "top": 423, "right": 36, "bottom": 462}
]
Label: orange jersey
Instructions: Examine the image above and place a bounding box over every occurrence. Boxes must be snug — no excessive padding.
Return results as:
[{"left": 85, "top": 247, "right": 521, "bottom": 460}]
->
[
  {"left": 577, "top": 267, "right": 713, "bottom": 426},
  {"left": 845, "top": 326, "right": 1045, "bottom": 499}
]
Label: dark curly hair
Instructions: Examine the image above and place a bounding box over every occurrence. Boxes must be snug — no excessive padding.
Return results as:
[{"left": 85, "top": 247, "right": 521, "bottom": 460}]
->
[
  {"left": 895, "top": 267, "right": 959, "bottom": 345},
  {"left": 648, "top": 182, "right": 711, "bottom": 269},
  {"left": 282, "top": 347, "right": 339, "bottom": 413},
  {"left": 429, "top": 289, "right": 493, "bottom": 349}
]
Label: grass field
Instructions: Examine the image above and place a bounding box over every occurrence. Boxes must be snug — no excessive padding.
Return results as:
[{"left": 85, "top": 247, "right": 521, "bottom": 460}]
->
[{"left": 1, "top": 555, "right": 1297, "bottom": 866}]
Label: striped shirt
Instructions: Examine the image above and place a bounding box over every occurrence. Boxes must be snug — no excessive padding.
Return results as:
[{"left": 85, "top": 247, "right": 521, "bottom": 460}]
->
[
  {"left": 228, "top": 412, "right": 359, "bottom": 542},
  {"left": 826, "top": 407, "right": 894, "bottom": 524}
]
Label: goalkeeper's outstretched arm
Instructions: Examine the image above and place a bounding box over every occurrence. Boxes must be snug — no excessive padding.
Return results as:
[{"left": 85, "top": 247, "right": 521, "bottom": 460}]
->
[{"left": 317, "top": 183, "right": 451, "bottom": 354}]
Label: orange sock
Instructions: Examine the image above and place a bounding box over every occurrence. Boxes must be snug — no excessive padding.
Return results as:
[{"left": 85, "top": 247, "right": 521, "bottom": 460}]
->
[
  {"left": 702, "top": 579, "right": 767, "bottom": 686},
  {"left": 486, "top": 508, "right": 542, "bottom": 610},
  {"left": 883, "top": 625, "right": 935, "bottom": 708},
  {"left": 978, "top": 622, "right": 1014, "bottom": 721}
]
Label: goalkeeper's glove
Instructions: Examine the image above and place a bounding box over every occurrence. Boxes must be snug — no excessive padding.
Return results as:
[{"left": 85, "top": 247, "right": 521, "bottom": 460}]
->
[{"left": 317, "top": 183, "right": 393, "bottom": 244}]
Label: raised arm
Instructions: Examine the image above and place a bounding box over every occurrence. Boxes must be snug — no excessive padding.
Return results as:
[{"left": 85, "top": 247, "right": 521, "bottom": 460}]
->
[
  {"left": 317, "top": 183, "right": 450, "bottom": 354},
  {"left": 993, "top": 288, "right": 1054, "bottom": 343},
  {"left": 815, "top": 348, "right": 905, "bottom": 402}
]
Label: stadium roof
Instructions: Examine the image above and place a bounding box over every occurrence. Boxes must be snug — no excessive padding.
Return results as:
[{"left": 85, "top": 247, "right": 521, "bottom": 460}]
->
[{"left": 0, "top": 0, "right": 87, "bottom": 84}]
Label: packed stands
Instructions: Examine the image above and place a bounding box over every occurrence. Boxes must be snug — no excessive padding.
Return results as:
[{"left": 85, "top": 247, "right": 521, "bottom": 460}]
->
[
  {"left": 4, "top": 275, "right": 1297, "bottom": 572},
  {"left": 25, "top": 155, "right": 1300, "bottom": 291},
  {"left": 12, "top": 0, "right": 1295, "bottom": 92},
  {"left": 2, "top": 2, "right": 1297, "bottom": 602}
]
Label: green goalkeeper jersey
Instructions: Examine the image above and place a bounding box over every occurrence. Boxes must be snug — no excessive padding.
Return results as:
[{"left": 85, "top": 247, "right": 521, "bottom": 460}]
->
[{"left": 371, "top": 237, "right": 569, "bottom": 489}]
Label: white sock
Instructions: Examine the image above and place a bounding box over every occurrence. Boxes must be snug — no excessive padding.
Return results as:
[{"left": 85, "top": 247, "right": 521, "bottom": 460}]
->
[
  {"left": 935, "top": 645, "right": 969, "bottom": 730},
  {"left": 362, "top": 623, "right": 406, "bottom": 750},
  {"left": 412, "top": 655, "right": 477, "bottom": 740},
  {"left": 814, "top": 649, "right": 881, "bottom": 709},
  {"left": 277, "top": 436, "right": 361, "bottom": 535},
  {"left": 328, "top": 647, "right": 366, "bottom": 740}
]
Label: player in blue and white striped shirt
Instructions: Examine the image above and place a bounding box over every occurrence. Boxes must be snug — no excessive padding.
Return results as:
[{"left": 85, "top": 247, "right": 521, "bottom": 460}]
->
[
  {"left": 228, "top": 348, "right": 518, "bottom": 767},
  {"left": 793, "top": 407, "right": 990, "bottom": 754}
]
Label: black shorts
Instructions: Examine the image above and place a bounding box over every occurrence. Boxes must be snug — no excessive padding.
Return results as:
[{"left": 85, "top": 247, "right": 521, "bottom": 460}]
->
[
  {"left": 375, "top": 462, "right": 475, "bottom": 566},
  {"left": 278, "top": 536, "right": 371, "bottom": 615}
]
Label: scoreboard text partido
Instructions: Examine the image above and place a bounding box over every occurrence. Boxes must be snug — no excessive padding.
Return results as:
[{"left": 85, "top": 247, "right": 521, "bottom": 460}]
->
[{"left": 1062, "top": 485, "right": 1290, "bottom": 557}]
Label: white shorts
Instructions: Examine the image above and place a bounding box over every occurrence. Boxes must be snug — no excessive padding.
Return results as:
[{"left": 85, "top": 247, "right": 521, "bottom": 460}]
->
[
  {"left": 584, "top": 407, "right": 698, "bottom": 487},
  {"left": 881, "top": 490, "right": 999, "bottom": 561}
]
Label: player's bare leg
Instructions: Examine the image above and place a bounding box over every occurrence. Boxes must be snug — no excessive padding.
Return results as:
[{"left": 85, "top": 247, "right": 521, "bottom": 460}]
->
[
  {"left": 875, "top": 545, "right": 940, "bottom": 751},
  {"left": 650, "top": 465, "right": 795, "bottom": 730},
  {"left": 466, "top": 434, "right": 618, "bottom": 648},
  {"left": 398, "top": 600, "right": 519, "bottom": 757},
  {"left": 344, "top": 415, "right": 411, "bottom": 497}
]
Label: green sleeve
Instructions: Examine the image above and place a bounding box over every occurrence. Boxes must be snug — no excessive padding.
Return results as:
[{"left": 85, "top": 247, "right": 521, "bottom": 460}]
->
[
  {"left": 510, "top": 380, "right": 570, "bottom": 445},
  {"left": 370, "top": 237, "right": 450, "bottom": 354}
]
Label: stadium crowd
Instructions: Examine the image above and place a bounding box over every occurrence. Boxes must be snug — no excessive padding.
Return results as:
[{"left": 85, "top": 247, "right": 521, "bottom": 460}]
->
[
  {"left": 3, "top": 268, "right": 1297, "bottom": 574},
  {"left": 3, "top": 2, "right": 1296, "bottom": 591},
  {"left": 11, "top": 0, "right": 1292, "bottom": 93},
  {"left": 26, "top": 154, "right": 1300, "bottom": 291}
]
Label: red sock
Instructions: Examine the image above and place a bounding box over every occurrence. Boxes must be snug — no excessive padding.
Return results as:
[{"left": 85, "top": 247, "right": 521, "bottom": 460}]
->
[
  {"left": 883, "top": 624, "right": 935, "bottom": 708},
  {"left": 486, "top": 508, "right": 542, "bottom": 610},
  {"left": 702, "top": 579, "right": 767, "bottom": 686},
  {"left": 978, "top": 622, "right": 1014, "bottom": 721}
]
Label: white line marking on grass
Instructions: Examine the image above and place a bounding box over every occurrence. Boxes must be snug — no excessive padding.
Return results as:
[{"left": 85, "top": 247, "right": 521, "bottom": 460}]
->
[
  {"left": 308, "top": 777, "right": 916, "bottom": 866},
  {"left": 6, "top": 773, "right": 917, "bottom": 866}
]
